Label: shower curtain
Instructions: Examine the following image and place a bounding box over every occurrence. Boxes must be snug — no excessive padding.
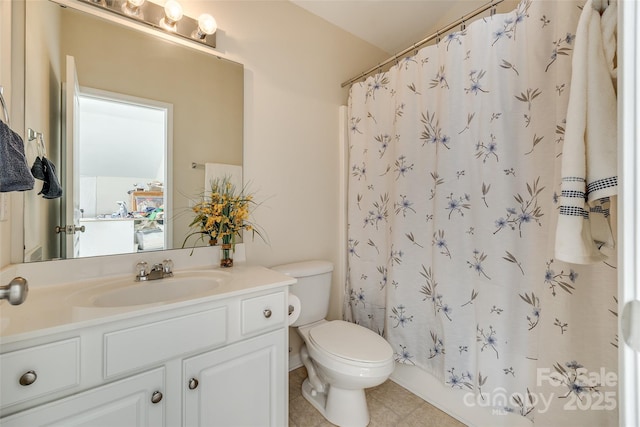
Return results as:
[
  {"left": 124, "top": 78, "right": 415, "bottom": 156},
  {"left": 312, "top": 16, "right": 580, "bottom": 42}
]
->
[{"left": 346, "top": 1, "right": 617, "bottom": 425}]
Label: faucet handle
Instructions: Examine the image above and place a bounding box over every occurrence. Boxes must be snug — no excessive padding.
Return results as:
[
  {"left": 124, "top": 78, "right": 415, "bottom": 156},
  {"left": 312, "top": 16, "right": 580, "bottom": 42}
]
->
[
  {"left": 135, "top": 261, "right": 149, "bottom": 280},
  {"left": 162, "top": 259, "right": 174, "bottom": 276}
]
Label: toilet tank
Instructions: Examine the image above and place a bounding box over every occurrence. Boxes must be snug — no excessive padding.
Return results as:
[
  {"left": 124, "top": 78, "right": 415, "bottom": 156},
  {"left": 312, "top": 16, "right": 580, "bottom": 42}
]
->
[{"left": 271, "top": 260, "right": 334, "bottom": 327}]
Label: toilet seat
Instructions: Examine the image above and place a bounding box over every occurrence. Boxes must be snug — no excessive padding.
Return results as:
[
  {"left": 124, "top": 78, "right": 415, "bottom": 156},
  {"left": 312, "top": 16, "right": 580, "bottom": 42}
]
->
[{"left": 308, "top": 320, "right": 392, "bottom": 367}]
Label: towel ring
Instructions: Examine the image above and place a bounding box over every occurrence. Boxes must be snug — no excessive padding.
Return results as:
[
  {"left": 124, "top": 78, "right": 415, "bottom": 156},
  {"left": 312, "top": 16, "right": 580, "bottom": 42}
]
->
[{"left": 0, "top": 86, "right": 9, "bottom": 126}]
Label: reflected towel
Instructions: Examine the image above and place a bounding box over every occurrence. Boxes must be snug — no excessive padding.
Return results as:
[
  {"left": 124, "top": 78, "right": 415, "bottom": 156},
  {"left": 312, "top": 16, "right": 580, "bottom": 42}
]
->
[
  {"left": 0, "top": 120, "right": 35, "bottom": 192},
  {"left": 136, "top": 228, "right": 164, "bottom": 251},
  {"left": 37, "top": 157, "right": 63, "bottom": 199},
  {"left": 31, "top": 156, "right": 46, "bottom": 180},
  {"left": 555, "top": 0, "right": 618, "bottom": 264}
]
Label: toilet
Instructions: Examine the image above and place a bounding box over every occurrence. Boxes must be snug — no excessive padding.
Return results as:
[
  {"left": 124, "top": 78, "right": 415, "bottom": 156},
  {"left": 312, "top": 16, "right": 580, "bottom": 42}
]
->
[{"left": 272, "top": 260, "right": 394, "bottom": 427}]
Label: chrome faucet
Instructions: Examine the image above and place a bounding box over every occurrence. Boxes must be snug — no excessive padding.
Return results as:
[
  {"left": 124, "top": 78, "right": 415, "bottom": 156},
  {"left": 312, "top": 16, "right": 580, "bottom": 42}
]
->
[{"left": 135, "top": 259, "right": 174, "bottom": 282}]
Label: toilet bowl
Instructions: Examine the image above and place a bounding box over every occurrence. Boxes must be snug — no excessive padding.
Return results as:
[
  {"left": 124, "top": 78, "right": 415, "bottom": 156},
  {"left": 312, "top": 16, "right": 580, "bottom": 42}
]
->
[
  {"left": 297, "top": 320, "right": 394, "bottom": 427},
  {"left": 271, "top": 261, "right": 395, "bottom": 427}
]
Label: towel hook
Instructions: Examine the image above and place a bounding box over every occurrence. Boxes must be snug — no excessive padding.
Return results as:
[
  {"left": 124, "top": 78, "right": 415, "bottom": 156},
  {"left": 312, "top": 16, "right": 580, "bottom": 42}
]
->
[
  {"left": 37, "top": 133, "right": 47, "bottom": 157},
  {"left": 27, "top": 128, "right": 47, "bottom": 157},
  {"left": 0, "top": 86, "right": 9, "bottom": 126}
]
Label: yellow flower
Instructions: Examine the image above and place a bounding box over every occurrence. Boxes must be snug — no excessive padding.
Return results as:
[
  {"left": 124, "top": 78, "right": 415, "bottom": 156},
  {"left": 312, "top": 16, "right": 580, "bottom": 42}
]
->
[{"left": 182, "top": 176, "right": 266, "bottom": 249}]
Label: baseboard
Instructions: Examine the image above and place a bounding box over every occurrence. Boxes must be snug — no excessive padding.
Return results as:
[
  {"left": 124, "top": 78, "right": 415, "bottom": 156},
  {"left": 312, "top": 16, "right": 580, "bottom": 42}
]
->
[{"left": 289, "top": 353, "right": 303, "bottom": 371}]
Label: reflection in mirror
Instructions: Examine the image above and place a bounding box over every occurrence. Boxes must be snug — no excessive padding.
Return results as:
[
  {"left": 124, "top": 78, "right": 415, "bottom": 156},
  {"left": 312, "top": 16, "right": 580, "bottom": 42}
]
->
[
  {"left": 23, "top": 0, "right": 243, "bottom": 262},
  {"left": 76, "top": 88, "right": 170, "bottom": 257}
]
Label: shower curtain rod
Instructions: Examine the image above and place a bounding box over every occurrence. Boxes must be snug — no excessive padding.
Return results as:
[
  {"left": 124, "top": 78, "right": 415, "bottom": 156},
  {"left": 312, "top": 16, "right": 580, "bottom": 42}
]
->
[{"left": 341, "top": 0, "right": 505, "bottom": 88}]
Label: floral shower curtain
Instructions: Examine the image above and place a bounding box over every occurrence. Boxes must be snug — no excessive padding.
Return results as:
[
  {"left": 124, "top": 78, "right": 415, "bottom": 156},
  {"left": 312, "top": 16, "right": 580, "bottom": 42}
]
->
[{"left": 346, "top": 1, "right": 617, "bottom": 425}]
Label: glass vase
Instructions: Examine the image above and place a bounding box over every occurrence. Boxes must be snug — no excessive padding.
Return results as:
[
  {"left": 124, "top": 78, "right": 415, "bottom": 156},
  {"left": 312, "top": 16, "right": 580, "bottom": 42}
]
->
[{"left": 220, "top": 242, "right": 233, "bottom": 267}]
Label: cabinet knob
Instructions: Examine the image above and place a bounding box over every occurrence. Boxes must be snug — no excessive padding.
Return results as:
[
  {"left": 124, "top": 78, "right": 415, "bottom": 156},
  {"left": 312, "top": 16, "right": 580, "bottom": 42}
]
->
[
  {"left": 19, "top": 370, "right": 37, "bottom": 386},
  {"left": 188, "top": 378, "right": 199, "bottom": 390},
  {"left": 263, "top": 309, "right": 272, "bottom": 318},
  {"left": 151, "top": 391, "right": 163, "bottom": 404}
]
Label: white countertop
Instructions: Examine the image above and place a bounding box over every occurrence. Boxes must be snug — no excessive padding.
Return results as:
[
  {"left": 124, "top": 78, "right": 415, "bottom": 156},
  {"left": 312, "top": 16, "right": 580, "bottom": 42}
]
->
[{"left": 0, "top": 246, "right": 296, "bottom": 344}]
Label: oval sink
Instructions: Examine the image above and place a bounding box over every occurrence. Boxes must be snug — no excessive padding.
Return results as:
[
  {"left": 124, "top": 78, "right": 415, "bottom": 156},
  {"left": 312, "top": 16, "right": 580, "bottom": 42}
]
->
[
  {"left": 70, "top": 270, "right": 230, "bottom": 309},
  {"left": 94, "top": 276, "right": 220, "bottom": 307}
]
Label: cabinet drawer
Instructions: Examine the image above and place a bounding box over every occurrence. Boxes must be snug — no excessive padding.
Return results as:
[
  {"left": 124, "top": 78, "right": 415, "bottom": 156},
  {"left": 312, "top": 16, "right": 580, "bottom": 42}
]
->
[
  {"left": 241, "top": 291, "right": 286, "bottom": 335},
  {"left": 1, "top": 367, "right": 165, "bottom": 427},
  {"left": 1, "top": 338, "right": 80, "bottom": 408},
  {"left": 104, "top": 307, "right": 227, "bottom": 378}
]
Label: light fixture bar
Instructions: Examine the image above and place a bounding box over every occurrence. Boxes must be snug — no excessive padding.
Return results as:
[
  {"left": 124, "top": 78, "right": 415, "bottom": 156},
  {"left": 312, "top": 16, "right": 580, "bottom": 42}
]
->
[{"left": 78, "top": 0, "right": 216, "bottom": 49}]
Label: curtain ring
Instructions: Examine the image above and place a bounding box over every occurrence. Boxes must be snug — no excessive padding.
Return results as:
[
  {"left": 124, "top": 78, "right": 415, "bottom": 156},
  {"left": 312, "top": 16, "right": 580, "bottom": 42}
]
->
[
  {"left": 461, "top": 18, "right": 466, "bottom": 31},
  {"left": 436, "top": 31, "right": 440, "bottom": 44}
]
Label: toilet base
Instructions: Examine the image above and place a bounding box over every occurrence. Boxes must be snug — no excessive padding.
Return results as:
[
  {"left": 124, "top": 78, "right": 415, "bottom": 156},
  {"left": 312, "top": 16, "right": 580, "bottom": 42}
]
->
[{"left": 301, "top": 378, "right": 370, "bottom": 427}]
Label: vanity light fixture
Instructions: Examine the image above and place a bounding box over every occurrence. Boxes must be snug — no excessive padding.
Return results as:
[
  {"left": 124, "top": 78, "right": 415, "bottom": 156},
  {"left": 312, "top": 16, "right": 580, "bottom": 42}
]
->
[{"left": 76, "top": 0, "right": 217, "bottom": 49}]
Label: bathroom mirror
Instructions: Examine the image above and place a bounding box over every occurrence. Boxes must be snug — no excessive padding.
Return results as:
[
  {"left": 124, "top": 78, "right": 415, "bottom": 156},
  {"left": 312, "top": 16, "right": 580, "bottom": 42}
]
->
[{"left": 21, "top": 0, "right": 243, "bottom": 262}]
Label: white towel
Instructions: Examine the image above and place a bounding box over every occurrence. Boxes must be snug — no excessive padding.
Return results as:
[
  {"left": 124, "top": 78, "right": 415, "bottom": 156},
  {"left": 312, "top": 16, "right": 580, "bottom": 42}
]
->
[
  {"left": 600, "top": 0, "right": 617, "bottom": 81},
  {"left": 555, "top": 0, "right": 617, "bottom": 264},
  {"left": 204, "top": 163, "right": 243, "bottom": 196}
]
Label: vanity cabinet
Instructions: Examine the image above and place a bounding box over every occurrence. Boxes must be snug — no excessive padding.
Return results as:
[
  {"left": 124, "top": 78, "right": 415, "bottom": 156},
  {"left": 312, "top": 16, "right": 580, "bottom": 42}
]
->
[{"left": 0, "top": 285, "right": 289, "bottom": 427}]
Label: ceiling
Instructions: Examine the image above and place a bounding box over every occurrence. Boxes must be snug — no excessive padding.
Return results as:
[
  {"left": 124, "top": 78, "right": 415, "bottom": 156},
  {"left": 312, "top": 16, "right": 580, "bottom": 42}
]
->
[{"left": 291, "top": 0, "right": 491, "bottom": 54}]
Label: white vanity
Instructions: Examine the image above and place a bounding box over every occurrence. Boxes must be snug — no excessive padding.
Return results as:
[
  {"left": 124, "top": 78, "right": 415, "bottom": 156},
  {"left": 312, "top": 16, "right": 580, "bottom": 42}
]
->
[{"left": 0, "top": 247, "right": 295, "bottom": 427}]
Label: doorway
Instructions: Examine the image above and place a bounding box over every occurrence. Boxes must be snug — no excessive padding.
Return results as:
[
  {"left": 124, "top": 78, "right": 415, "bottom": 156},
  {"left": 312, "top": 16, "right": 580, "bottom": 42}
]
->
[{"left": 75, "top": 88, "right": 170, "bottom": 257}]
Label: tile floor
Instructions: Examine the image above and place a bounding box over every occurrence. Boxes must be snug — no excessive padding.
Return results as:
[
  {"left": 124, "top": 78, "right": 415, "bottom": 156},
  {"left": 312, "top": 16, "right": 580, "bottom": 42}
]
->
[{"left": 289, "top": 366, "right": 468, "bottom": 427}]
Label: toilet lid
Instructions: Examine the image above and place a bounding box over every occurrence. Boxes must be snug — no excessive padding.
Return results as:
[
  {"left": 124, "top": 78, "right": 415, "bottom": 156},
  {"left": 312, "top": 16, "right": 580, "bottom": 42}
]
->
[{"left": 308, "top": 320, "right": 392, "bottom": 364}]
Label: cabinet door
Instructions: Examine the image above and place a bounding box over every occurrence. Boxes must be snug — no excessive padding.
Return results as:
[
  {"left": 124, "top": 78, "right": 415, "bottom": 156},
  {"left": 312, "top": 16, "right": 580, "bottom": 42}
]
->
[
  {"left": 183, "top": 329, "right": 286, "bottom": 427},
  {"left": 1, "top": 368, "right": 165, "bottom": 427}
]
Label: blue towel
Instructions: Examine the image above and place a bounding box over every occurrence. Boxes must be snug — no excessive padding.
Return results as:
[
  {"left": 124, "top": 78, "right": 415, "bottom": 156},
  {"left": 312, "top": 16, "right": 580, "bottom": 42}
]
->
[{"left": 0, "top": 120, "right": 35, "bottom": 192}]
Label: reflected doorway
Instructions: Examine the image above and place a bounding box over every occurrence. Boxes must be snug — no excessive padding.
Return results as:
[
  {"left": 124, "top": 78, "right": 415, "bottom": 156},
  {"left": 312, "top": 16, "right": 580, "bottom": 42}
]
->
[{"left": 76, "top": 88, "right": 172, "bottom": 257}]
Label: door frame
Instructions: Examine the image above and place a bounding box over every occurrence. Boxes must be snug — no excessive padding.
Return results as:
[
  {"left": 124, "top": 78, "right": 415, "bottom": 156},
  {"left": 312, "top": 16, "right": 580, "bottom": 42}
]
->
[{"left": 618, "top": 0, "right": 640, "bottom": 425}]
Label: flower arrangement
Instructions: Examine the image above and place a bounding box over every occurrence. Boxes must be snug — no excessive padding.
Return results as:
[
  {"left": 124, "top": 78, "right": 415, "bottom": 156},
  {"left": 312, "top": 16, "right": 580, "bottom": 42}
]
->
[{"left": 183, "top": 176, "right": 265, "bottom": 266}]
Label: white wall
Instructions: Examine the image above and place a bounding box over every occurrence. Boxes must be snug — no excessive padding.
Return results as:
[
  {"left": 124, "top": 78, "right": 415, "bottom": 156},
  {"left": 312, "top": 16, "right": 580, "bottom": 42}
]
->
[
  {"left": 179, "top": 0, "right": 387, "bottom": 358},
  {"left": 2, "top": 0, "right": 386, "bottom": 364},
  {"left": 182, "top": 0, "right": 387, "bottom": 316}
]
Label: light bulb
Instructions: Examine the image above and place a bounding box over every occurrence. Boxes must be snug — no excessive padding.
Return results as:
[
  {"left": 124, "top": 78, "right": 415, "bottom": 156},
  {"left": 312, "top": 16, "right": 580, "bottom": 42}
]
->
[
  {"left": 192, "top": 14, "right": 217, "bottom": 40},
  {"left": 198, "top": 14, "right": 217, "bottom": 35},
  {"left": 164, "top": 0, "right": 183, "bottom": 23},
  {"left": 122, "top": 0, "right": 145, "bottom": 17}
]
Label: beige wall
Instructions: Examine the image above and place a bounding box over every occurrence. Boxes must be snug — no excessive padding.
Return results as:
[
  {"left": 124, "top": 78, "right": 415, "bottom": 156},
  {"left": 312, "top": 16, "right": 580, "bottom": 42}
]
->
[
  {"left": 2, "top": 0, "right": 386, "bottom": 354},
  {"left": 182, "top": 0, "right": 386, "bottom": 312},
  {"left": 0, "top": 1, "right": 12, "bottom": 266},
  {"left": 178, "top": 0, "right": 388, "bottom": 355},
  {"left": 2, "top": 0, "right": 386, "bottom": 353},
  {"left": 23, "top": 0, "right": 62, "bottom": 261}
]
